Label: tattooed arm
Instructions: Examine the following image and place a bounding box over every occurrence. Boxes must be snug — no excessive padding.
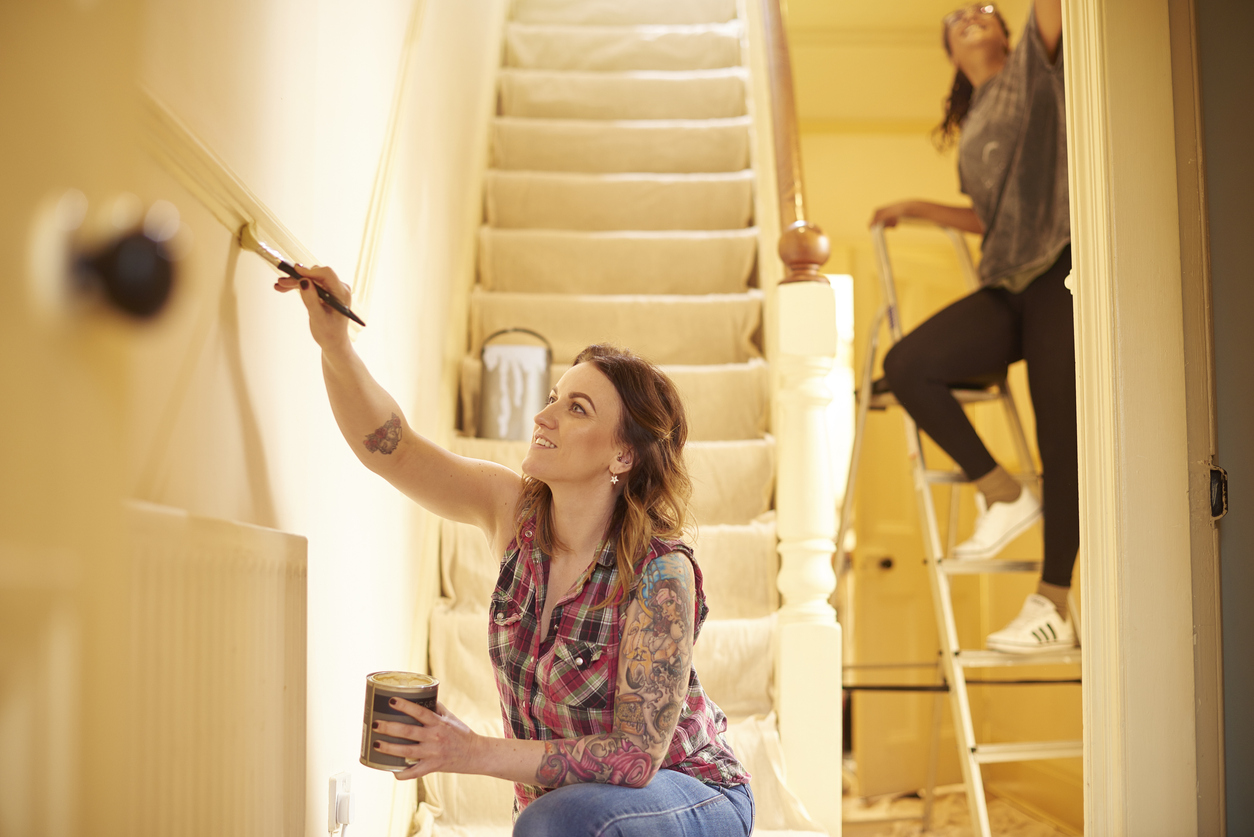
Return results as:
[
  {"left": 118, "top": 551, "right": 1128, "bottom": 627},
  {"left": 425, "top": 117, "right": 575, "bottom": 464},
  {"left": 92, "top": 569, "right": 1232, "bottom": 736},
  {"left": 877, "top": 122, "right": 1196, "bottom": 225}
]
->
[
  {"left": 380, "top": 553, "right": 697, "bottom": 790},
  {"left": 277, "top": 264, "right": 522, "bottom": 539},
  {"left": 535, "top": 552, "right": 696, "bottom": 788}
]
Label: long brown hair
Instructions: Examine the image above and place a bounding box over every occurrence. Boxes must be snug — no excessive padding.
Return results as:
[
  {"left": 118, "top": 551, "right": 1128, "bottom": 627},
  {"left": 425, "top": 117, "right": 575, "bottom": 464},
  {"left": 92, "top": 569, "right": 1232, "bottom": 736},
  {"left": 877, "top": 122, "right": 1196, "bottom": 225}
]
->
[
  {"left": 933, "top": 8, "right": 1011, "bottom": 149},
  {"left": 514, "top": 344, "right": 692, "bottom": 608}
]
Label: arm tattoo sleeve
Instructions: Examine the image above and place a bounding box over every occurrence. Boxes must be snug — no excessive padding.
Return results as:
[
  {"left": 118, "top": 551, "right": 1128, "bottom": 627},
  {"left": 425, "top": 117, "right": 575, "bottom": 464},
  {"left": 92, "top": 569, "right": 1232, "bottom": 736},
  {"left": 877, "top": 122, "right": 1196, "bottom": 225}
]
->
[
  {"left": 616, "top": 552, "right": 695, "bottom": 750},
  {"left": 363, "top": 413, "right": 401, "bottom": 454},
  {"left": 534, "top": 554, "right": 695, "bottom": 789},
  {"left": 534, "top": 554, "right": 696, "bottom": 790},
  {"left": 536, "top": 735, "right": 653, "bottom": 789}
]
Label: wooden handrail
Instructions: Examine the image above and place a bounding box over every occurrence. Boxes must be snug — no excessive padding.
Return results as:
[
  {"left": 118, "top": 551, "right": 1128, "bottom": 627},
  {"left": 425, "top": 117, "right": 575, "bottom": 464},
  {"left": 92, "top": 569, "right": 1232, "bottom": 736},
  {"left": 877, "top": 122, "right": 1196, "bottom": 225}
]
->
[{"left": 759, "top": 0, "right": 830, "bottom": 284}]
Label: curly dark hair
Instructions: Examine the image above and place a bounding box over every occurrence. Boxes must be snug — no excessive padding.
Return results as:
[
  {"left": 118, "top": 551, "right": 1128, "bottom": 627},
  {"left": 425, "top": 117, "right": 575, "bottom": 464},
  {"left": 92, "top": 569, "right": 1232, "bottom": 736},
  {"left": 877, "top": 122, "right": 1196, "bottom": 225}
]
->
[{"left": 933, "top": 9, "right": 1012, "bottom": 150}]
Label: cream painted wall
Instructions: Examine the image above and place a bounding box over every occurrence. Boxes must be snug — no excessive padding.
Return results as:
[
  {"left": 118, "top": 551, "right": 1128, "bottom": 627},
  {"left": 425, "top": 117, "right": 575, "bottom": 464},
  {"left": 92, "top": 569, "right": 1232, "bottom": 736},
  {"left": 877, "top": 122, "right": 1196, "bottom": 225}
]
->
[
  {"left": 789, "top": 0, "right": 1082, "bottom": 830},
  {"left": 131, "top": 1, "right": 506, "bottom": 833}
]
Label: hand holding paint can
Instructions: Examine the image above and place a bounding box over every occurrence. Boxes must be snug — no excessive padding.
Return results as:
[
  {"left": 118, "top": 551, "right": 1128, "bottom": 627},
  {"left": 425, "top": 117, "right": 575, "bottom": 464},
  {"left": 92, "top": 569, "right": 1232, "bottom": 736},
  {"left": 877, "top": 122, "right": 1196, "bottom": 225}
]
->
[{"left": 360, "top": 671, "right": 439, "bottom": 771}]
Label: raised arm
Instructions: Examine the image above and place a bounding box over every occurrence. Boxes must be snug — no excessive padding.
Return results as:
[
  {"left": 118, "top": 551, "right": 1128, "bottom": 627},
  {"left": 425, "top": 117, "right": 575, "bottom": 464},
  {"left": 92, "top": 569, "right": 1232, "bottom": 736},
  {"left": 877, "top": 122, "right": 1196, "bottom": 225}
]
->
[
  {"left": 1035, "top": 0, "right": 1063, "bottom": 62},
  {"left": 280, "top": 266, "right": 522, "bottom": 541},
  {"left": 379, "top": 553, "right": 697, "bottom": 789},
  {"left": 870, "top": 200, "right": 984, "bottom": 235}
]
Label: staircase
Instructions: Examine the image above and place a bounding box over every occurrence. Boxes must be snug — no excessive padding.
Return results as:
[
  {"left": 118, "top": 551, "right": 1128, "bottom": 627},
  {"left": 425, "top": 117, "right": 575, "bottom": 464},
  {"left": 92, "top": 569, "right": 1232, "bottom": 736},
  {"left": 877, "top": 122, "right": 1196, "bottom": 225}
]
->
[{"left": 415, "top": 1, "right": 835, "bottom": 833}]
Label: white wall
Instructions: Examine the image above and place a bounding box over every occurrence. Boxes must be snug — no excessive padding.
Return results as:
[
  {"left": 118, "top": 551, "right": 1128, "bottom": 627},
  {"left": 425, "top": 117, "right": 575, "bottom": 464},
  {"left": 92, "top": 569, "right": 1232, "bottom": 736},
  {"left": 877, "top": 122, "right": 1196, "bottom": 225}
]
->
[{"left": 133, "top": 1, "right": 506, "bottom": 832}]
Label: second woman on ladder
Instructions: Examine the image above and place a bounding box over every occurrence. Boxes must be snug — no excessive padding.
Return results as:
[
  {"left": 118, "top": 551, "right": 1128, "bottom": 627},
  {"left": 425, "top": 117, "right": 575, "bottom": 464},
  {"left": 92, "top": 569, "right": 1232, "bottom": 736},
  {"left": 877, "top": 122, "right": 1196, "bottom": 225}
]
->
[{"left": 870, "top": 0, "right": 1072, "bottom": 653}]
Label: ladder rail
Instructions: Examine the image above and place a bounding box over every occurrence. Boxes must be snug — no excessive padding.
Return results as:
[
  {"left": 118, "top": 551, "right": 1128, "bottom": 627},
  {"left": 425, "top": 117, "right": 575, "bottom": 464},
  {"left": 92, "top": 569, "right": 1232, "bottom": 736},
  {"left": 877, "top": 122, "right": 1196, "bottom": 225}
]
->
[
  {"left": 904, "top": 411, "right": 992, "bottom": 833},
  {"left": 835, "top": 305, "right": 889, "bottom": 573}
]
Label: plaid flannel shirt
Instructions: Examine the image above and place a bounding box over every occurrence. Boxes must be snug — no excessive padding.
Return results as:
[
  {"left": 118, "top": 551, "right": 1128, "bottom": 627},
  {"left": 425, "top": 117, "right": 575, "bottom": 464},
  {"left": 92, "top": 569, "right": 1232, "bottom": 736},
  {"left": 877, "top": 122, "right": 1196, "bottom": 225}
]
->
[{"left": 488, "top": 517, "right": 751, "bottom": 812}]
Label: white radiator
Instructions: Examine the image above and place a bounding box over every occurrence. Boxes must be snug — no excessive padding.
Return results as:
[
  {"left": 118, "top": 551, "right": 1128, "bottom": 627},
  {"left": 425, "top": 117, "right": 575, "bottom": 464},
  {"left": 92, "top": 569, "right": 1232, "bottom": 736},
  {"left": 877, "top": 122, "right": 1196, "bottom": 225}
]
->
[{"left": 126, "top": 501, "right": 306, "bottom": 837}]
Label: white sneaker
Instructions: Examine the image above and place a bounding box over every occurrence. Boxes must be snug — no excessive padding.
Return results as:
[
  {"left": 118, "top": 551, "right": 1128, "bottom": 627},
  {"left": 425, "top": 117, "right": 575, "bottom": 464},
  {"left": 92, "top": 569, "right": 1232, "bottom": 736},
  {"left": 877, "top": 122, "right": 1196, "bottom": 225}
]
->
[
  {"left": 952, "top": 488, "right": 1042, "bottom": 560},
  {"left": 987, "top": 594, "right": 1076, "bottom": 654}
]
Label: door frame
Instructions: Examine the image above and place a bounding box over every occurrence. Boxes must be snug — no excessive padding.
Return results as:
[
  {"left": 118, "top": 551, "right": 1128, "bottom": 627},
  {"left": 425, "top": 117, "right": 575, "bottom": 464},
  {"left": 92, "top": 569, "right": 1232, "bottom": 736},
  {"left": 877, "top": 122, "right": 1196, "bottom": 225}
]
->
[{"left": 1065, "top": 0, "right": 1223, "bottom": 834}]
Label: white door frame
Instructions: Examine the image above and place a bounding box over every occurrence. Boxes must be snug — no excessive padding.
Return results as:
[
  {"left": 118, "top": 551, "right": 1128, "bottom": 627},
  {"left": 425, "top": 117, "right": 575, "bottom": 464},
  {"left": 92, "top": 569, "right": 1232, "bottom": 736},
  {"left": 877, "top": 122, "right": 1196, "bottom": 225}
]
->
[{"left": 1066, "top": 0, "right": 1222, "bottom": 834}]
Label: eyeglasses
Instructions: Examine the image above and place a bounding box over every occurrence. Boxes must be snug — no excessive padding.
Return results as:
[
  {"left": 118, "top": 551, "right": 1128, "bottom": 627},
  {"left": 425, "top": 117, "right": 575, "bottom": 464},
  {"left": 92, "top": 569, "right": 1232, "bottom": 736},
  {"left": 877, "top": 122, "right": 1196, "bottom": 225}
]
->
[{"left": 943, "top": 4, "right": 997, "bottom": 29}]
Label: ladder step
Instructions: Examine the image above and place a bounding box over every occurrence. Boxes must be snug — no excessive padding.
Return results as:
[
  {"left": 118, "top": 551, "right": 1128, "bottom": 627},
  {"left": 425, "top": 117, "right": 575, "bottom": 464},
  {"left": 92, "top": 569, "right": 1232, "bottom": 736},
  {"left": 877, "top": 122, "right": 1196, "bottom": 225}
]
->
[
  {"left": 922, "top": 470, "right": 1039, "bottom": 487},
  {"left": 955, "top": 648, "right": 1082, "bottom": 667},
  {"left": 923, "top": 469, "right": 968, "bottom": 484},
  {"left": 971, "top": 740, "right": 1083, "bottom": 764},
  {"left": 940, "top": 558, "right": 1042, "bottom": 575},
  {"left": 868, "top": 388, "right": 1002, "bottom": 410}
]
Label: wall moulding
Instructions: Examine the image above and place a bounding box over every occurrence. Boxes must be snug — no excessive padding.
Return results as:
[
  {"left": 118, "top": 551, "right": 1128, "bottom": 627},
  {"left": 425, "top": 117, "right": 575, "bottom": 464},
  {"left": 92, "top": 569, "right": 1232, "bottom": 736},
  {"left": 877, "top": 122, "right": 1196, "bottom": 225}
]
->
[
  {"left": 351, "top": 0, "right": 429, "bottom": 325},
  {"left": 140, "top": 90, "right": 317, "bottom": 268}
]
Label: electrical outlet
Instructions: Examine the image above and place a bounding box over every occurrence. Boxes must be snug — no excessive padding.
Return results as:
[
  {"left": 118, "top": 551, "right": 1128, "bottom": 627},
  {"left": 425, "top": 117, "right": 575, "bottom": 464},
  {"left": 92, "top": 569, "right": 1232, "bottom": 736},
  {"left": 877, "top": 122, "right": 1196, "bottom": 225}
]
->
[{"left": 328, "top": 771, "right": 351, "bottom": 833}]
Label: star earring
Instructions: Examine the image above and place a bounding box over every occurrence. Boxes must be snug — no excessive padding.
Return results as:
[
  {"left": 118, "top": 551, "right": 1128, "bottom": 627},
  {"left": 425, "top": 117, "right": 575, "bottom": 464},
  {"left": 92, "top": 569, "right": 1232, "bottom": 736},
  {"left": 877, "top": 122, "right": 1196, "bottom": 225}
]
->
[{"left": 610, "top": 474, "right": 619, "bottom": 485}]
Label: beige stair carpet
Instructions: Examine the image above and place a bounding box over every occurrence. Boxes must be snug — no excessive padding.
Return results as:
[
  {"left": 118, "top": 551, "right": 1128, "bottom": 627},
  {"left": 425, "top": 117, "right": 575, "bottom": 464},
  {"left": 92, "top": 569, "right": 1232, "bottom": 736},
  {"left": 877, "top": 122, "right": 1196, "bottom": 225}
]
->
[
  {"left": 484, "top": 169, "right": 754, "bottom": 231},
  {"left": 511, "top": 0, "right": 738, "bottom": 26},
  {"left": 499, "top": 68, "right": 748, "bottom": 120},
  {"left": 505, "top": 22, "right": 743, "bottom": 72},
  {"left": 491, "top": 116, "right": 751, "bottom": 173},
  {"left": 470, "top": 288, "right": 763, "bottom": 366},
  {"left": 690, "top": 517, "right": 780, "bottom": 617},
  {"left": 477, "top": 227, "right": 758, "bottom": 295}
]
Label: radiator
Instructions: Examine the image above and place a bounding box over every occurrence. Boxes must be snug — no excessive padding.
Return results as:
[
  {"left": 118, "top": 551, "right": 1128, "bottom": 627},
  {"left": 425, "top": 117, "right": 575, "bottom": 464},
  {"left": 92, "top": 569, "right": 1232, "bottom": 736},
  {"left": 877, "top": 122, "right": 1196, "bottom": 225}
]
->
[{"left": 126, "top": 501, "right": 307, "bottom": 837}]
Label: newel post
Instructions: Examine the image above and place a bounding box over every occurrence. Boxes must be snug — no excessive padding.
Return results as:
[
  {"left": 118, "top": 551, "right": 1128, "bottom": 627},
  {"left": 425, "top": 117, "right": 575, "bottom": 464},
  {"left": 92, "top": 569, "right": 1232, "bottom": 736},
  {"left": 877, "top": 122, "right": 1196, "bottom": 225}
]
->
[
  {"left": 773, "top": 222, "right": 842, "bottom": 835},
  {"left": 778, "top": 220, "right": 831, "bottom": 285}
]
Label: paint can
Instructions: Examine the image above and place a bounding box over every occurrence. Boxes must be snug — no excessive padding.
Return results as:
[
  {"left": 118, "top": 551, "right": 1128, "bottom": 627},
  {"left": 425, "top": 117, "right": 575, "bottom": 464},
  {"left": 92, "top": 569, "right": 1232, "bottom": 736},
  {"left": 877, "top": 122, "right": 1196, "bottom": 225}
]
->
[
  {"left": 478, "top": 328, "right": 552, "bottom": 440},
  {"left": 360, "top": 671, "right": 439, "bottom": 772}
]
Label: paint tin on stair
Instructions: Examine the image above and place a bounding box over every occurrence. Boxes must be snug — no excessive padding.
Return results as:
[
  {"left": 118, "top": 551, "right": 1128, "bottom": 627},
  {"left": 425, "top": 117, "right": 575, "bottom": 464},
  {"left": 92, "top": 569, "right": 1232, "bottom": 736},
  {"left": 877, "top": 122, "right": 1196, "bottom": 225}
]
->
[
  {"left": 360, "top": 671, "right": 439, "bottom": 771},
  {"left": 478, "top": 328, "right": 552, "bottom": 440}
]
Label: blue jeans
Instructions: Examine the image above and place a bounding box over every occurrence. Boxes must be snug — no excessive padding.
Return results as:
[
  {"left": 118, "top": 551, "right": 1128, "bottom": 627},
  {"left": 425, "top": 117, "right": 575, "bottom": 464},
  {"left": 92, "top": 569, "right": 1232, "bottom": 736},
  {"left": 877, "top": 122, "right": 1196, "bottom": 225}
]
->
[{"left": 513, "top": 770, "right": 754, "bottom": 837}]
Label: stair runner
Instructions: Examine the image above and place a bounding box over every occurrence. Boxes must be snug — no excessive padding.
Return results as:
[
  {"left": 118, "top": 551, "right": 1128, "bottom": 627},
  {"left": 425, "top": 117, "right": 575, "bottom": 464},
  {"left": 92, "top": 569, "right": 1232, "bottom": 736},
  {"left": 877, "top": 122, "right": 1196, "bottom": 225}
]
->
[{"left": 417, "top": 1, "right": 825, "bottom": 833}]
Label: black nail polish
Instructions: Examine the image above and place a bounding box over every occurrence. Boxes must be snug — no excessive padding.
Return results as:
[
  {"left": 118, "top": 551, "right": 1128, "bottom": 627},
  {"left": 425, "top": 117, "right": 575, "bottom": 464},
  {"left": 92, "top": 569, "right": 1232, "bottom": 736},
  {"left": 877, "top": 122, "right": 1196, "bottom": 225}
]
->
[
  {"left": 389, "top": 697, "right": 397, "bottom": 707},
  {"left": 372, "top": 721, "right": 379, "bottom": 730},
  {"left": 373, "top": 741, "right": 381, "bottom": 750},
  {"left": 300, "top": 280, "right": 308, "bottom": 290}
]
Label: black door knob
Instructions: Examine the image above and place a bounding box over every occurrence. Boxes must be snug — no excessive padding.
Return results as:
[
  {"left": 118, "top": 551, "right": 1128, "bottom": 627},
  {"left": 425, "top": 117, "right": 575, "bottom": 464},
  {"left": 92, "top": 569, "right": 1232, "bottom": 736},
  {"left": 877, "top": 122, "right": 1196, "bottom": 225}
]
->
[{"left": 78, "top": 230, "right": 174, "bottom": 319}]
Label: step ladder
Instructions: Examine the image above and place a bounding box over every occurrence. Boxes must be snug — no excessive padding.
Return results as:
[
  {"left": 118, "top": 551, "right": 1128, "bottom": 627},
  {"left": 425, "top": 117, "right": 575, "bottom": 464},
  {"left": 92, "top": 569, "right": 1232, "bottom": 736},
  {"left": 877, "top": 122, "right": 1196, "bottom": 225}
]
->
[{"left": 837, "top": 221, "right": 1082, "bottom": 837}]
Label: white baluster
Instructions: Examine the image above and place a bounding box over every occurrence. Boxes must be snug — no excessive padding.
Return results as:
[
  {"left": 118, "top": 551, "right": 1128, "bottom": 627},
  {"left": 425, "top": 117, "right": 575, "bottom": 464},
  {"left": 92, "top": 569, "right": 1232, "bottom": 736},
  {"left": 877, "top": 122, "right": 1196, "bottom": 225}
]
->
[{"left": 774, "top": 279, "right": 842, "bottom": 835}]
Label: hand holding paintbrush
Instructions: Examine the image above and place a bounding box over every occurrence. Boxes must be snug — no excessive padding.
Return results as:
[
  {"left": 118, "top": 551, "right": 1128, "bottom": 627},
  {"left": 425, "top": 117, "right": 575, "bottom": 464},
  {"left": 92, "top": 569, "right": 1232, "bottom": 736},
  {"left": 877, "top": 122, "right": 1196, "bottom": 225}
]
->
[
  {"left": 241, "top": 223, "right": 366, "bottom": 329},
  {"left": 272, "top": 263, "right": 362, "bottom": 349}
]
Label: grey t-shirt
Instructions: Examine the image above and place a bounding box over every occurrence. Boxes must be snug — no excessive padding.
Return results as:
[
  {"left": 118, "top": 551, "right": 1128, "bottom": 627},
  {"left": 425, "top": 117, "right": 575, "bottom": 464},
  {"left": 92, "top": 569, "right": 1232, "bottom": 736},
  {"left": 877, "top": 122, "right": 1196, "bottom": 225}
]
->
[{"left": 958, "top": 9, "right": 1069, "bottom": 291}]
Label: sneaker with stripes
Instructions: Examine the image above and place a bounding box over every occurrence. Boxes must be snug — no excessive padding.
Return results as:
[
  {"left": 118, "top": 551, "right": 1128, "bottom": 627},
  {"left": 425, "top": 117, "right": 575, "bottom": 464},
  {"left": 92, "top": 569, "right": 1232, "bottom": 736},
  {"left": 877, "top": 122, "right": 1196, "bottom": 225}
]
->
[{"left": 986, "top": 593, "right": 1076, "bottom": 654}]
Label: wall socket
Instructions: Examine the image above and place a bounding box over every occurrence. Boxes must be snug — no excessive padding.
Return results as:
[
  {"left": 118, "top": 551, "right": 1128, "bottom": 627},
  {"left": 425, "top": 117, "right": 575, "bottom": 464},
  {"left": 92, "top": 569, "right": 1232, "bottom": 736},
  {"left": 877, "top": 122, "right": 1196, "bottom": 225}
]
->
[{"left": 328, "top": 771, "right": 351, "bottom": 833}]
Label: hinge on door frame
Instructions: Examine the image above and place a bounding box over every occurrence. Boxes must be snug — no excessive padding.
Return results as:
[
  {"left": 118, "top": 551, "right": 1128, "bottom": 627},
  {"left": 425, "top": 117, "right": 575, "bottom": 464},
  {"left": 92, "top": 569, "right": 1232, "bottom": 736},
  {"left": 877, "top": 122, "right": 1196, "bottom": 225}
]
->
[{"left": 1210, "top": 465, "right": 1228, "bottom": 521}]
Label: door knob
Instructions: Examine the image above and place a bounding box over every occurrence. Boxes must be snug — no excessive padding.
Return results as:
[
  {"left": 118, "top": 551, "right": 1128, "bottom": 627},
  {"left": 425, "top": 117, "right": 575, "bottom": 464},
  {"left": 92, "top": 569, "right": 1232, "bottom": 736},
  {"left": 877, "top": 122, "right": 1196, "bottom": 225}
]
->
[
  {"left": 78, "top": 230, "right": 174, "bottom": 319},
  {"left": 28, "top": 190, "right": 183, "bottom": 323}
]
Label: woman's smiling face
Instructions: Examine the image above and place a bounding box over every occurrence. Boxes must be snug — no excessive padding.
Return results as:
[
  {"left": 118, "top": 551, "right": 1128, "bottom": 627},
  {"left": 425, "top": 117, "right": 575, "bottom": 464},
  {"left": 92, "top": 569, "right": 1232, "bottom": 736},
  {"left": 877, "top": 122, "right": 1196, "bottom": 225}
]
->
[
  {"left": 521, "top": 362, "right": 629, "bottom": 487},
  {"left": 944, "top": 5, "right": 1008, "bottom": 67}
]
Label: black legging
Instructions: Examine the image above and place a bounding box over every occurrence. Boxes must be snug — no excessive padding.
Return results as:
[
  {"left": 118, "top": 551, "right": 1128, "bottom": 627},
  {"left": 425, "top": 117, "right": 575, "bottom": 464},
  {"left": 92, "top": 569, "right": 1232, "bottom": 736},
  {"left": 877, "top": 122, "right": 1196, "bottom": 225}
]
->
[{"left": 882, "top": 247, "right": 1077, "bottom": 587}]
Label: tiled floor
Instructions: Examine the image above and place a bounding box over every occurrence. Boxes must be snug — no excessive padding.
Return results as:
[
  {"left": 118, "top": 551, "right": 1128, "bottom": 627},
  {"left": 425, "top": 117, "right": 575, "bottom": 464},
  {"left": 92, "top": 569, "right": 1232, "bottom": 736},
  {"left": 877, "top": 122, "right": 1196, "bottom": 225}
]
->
[{"left": 843, "top": 790, "right": 1075, "bottom": 837}]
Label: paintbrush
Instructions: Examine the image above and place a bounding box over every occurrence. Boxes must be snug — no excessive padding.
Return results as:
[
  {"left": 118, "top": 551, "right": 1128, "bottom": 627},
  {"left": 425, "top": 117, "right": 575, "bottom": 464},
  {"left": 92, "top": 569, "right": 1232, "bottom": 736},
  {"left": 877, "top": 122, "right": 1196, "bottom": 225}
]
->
[{"left": 239, "top": 223, "right": 366, "bottom": 327}]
